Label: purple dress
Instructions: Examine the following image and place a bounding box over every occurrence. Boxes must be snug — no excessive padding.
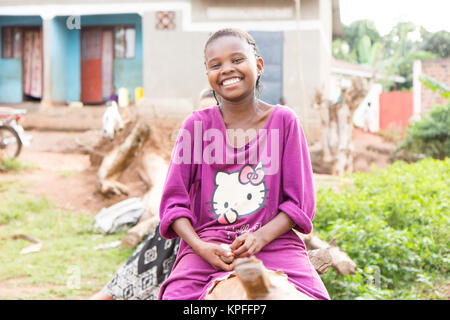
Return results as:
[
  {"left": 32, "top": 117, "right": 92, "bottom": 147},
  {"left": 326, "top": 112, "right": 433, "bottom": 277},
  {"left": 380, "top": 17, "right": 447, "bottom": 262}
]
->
[{"left": 158, "top": 104, "right": 330, "bottom": 300}]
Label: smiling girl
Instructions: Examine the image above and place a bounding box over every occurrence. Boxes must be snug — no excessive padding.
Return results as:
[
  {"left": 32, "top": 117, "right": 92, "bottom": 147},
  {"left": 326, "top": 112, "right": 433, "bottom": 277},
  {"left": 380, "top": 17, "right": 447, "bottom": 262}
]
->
[{"left": 157, "top": 28, "right": 330, "bottom": 300}]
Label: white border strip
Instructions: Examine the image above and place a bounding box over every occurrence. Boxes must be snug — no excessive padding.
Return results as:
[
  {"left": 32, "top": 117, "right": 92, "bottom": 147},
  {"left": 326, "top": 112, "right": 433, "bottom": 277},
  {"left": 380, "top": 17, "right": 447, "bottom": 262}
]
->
[{"left": 0, "top": 2, "right": 331, "bottom": 54}]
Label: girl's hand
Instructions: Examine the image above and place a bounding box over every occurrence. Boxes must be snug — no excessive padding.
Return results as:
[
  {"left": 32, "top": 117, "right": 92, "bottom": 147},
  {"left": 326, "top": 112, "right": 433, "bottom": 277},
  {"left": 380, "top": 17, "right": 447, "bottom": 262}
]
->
[
  {"left": 194, "top": 241, "right": 234, "bottom": 272},
  {"left": 230, "top": 231, "right": 266, "bottom": 258}
]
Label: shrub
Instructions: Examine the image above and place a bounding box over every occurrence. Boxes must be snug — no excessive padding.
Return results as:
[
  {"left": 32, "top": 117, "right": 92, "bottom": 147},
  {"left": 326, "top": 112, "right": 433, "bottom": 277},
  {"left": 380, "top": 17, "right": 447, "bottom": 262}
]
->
[{"left": 394, "top": 102, "right": 450, "bottom": 160}]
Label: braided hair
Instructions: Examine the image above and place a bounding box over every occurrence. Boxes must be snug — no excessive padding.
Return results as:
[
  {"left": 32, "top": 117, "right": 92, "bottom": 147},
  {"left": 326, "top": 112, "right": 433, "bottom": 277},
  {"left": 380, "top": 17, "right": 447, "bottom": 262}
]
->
[{"left": 204, "top": 28, "right": 263, "bottom": 105}]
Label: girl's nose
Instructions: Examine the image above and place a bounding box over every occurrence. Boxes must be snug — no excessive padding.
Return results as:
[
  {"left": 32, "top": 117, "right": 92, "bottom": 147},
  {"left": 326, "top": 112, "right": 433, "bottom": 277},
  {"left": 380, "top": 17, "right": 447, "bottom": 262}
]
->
[{"left": 220, "top": 61, "right": 235, "bottom": 74}]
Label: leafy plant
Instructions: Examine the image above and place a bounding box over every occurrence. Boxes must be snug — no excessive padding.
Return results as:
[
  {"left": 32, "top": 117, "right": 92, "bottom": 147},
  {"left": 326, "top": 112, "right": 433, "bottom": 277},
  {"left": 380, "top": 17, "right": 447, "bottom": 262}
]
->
[
  {"left": 357, "top": 35, "right": 383, "bottom": 67},
  {"left": 315, "top": 158, "right": 450, "bottom": 299},
  {"left": 394, "top": 102, "right": 450, "bottom": 160},
  {"left": 419, "top": 75, "right": 450, "bottom": 99}
]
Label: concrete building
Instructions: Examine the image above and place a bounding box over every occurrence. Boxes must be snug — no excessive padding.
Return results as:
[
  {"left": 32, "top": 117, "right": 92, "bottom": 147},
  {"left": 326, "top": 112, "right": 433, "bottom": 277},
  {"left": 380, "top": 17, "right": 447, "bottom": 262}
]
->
[{"left": 0, "top": 0, "right": 340, "bottom": 140}]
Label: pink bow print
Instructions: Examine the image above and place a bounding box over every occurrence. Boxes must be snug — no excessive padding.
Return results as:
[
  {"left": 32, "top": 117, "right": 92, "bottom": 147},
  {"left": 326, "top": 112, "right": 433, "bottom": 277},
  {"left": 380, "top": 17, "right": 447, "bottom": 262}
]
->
[{"left": 239, "top": 164, "right": 265, "bottom": 185}]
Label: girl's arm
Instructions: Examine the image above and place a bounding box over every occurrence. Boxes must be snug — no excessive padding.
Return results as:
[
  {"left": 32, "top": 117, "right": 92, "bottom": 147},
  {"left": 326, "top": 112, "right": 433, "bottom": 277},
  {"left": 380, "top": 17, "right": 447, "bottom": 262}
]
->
[
  {"left": 171, "top": 217, "right": 234, "bottom": 271},
  {"left": 159, "top": 114, "right": 198, "bottom": 239}
]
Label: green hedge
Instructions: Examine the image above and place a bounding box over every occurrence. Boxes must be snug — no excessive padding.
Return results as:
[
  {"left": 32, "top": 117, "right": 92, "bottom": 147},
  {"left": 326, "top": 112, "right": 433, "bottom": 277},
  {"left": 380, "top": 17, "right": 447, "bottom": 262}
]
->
[{"left": 315, "top": 158, "right": 449, "bottom": 299}]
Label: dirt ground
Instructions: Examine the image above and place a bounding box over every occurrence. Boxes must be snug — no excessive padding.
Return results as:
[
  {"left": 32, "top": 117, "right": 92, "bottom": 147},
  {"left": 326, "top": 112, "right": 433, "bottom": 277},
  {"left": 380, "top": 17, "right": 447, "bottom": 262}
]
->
[{"left": 0, "top": 129, "right": 148, "bottom": 215}]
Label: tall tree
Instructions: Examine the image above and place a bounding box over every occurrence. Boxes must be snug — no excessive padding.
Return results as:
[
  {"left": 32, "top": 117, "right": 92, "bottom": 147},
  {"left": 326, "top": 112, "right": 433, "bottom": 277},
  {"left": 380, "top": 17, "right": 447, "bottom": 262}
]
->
[
  {"left": 333, "top": 20, "right": 382, "bottom": 65},
  {"left": 382, "top": 22, "right": 440, "bottom": 90},
  {"left": 332, "top": 20, "right": 449, "bottom": 92},
  {"left": 420, "top": 27, "right": 450, "bottom": 58}
]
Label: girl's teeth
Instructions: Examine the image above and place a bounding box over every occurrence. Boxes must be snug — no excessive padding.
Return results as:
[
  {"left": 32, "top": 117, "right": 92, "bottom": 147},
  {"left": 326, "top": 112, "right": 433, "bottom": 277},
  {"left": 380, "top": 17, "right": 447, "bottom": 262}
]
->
[{"left": 223, "top": 78, "right": 240, "bottom": 86}]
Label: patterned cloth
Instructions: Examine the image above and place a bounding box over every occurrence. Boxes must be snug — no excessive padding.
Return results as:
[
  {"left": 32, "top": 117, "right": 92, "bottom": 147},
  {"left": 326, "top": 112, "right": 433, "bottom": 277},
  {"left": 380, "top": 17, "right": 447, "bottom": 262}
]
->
[
  {"left": 23, "top": 29, "right": 42, "bottom": 98},
  {"left": 101, "top": 224, "right": 180, "bottom": 300}
]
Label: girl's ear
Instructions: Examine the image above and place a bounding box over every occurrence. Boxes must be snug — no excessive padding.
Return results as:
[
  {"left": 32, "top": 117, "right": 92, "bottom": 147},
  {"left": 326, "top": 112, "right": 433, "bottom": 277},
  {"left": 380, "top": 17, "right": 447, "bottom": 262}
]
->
[
  {"left": 256, "top": 57, "right": 264, "bottom": 76},
  {"left": 214, "top": 171, "right": 229, "bottom": 186}
]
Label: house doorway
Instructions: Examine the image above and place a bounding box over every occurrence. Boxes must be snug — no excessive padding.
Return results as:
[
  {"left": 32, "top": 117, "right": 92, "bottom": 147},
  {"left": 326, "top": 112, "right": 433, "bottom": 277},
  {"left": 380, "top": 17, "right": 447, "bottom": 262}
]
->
[
  {"left": 101, "top": 28, "right": 114, "bottom": 102},
  {"left": 1, "top": 25, "right": 43, "bottom": 101},
  {"left": 81, "top": 27, "right": 103, "bottom": 104},
  {"left": 80, "top": 24, "right": 136, "bottom": 105},
  {"left": 22, "top": 27, "right": 43, "bottom": 101}
]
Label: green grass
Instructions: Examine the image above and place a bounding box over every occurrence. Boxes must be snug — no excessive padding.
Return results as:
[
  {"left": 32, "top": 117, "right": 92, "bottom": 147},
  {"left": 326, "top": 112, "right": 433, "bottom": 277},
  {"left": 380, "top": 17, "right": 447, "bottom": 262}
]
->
[
  {"left": 0, "top": 180, "right": 133, "bottom": 300},
  {"left": 0, "top": 158, "right": 37, "bottom": 173},
  {"left": 55, "top": 170, "right": 77, "bottom": 178}
]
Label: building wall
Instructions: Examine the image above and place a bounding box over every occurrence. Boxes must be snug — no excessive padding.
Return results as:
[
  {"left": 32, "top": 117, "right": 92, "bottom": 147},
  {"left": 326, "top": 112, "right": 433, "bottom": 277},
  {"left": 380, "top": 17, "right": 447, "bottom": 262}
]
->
[
  {"left": 142, "top": 9, "right": 209, "bottom": 116},
  {"left": 0, "top": 15, "right": 42, "bottom": 103},
  {"left": 379, "top": 91, "right": 413, "bottom": 132},
  {"left": 66, "top": 20, "right": 80, "bottom": 103},
  {"left": 420, "top": 58, "right": 450, "bottom": 114},
  {"left": 0, "top": 1, "right": 333, "bottom": 142},
  {"left": 140, "top": 0, "right": 332, "bottom": 142},
  {"left": 0, "top": 13, "right": 143, "bottom": 104},
  {"left": 50, "top": 16, "right": 70, "bottom": 103},
  {"left": 191, "top": 0, "right": 296, "bottom": 21}
]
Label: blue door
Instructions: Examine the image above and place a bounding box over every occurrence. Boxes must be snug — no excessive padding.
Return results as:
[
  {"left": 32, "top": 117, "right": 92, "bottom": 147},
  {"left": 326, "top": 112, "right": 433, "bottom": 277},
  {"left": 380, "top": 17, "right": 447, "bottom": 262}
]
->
[{"left": 249, "top": 31, "right": 283, "bottom": 105}]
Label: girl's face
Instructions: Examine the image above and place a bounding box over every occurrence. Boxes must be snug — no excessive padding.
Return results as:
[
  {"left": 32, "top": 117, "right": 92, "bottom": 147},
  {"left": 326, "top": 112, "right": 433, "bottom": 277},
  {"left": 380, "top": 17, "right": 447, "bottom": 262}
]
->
[{"left": 205, "top": 36, "right": 263, "bottom": 103}]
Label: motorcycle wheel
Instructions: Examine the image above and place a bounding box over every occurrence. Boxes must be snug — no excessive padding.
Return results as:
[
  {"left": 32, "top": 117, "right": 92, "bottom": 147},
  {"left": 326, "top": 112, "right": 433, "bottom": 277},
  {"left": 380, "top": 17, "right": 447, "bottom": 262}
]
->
[{"left": 0, "top": 125, "right": 22, "bottom": 158}]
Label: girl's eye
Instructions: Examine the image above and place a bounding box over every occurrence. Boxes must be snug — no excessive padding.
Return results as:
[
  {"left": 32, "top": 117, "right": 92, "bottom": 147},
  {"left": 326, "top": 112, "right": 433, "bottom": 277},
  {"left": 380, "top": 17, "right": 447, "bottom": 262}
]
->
[
  {"left": 233, "top": 58, "right": 244, "bottom": 63},
  {"left": 209, "top": 63, "right": 220, "bottom": 69}
]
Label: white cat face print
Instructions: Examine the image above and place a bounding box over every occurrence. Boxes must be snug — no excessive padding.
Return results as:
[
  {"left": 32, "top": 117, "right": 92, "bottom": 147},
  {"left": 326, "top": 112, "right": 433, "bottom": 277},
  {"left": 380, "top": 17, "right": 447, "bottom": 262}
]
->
[{"left": 208, "top": 162, "right": 268, "bottom": 225}]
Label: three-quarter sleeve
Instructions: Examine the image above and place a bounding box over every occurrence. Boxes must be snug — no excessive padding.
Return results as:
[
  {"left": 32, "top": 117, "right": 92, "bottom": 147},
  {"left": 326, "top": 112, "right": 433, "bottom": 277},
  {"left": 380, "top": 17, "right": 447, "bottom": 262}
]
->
[
  {"left": 278, "top": 115, "right": 316, "bottom": 234},
  {"left": 159, "top": 114, "right": 198, "bottom": 239}
]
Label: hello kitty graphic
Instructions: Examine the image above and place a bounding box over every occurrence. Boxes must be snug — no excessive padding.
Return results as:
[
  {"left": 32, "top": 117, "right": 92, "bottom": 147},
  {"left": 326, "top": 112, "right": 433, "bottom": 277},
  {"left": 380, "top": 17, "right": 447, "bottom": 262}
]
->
[{"left": 208, "top": 162, "right": 268, "bottom": 225}]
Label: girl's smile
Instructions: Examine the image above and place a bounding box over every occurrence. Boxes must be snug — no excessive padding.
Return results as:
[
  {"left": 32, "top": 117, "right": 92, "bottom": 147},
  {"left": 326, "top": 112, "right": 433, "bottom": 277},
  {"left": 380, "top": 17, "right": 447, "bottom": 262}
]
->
[{"left": 221, "top": 77, "right": 242, "bottom": 87}]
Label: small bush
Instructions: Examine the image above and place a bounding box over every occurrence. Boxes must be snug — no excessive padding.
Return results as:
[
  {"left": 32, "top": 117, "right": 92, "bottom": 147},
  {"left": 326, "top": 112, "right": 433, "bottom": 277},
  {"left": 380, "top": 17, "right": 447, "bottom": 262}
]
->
[{"left": 394, "top": 102, "right": 450, "bottom": 160}]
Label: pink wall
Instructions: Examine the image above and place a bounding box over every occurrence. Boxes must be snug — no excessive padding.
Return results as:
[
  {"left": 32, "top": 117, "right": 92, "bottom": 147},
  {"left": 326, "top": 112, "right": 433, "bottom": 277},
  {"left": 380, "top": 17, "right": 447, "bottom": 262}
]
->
[{"left": 379, "top": 91, "right": 413, "bottom": 132}]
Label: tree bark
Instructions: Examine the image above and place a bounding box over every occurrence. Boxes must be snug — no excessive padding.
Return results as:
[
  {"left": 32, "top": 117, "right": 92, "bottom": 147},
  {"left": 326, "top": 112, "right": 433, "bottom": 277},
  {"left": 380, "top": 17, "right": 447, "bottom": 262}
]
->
[
  {"left": 299, "top": 233, "right": 357, "bottom": 275},
  {"left": 313, "top": 78, "right": 368, "bottom": 176},
  {"left": 120, "top": 152, "right": 169, "bottom": 249},
  {"left": 96, "top": 121, "right": 151, "bottom": 196}
]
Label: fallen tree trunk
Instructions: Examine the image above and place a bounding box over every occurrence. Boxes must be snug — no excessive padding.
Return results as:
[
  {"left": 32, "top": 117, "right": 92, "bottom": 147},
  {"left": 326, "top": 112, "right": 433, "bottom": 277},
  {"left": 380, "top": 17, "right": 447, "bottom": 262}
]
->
[
  {"left": 97, "top": 121, "right": 151, "bottom": 196},
  {"left": 121, "top": 152, "right": 168, "bottom": 249},
  {"left": 299, "top": 233, "right": 357, "bottom": 275}
]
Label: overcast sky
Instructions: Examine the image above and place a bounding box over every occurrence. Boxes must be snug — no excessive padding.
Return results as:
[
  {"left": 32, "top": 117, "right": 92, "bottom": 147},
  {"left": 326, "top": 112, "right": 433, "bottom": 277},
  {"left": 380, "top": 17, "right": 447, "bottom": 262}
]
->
[{"left": 339, "top": 0, "right": 450, "bottom": 35}]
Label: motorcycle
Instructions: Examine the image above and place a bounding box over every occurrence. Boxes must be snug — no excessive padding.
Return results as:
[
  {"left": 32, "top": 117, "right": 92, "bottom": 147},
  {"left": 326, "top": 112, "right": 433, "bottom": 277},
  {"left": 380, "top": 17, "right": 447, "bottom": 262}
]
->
[{"left": 0, "top": 107, "right": 32, "bottom": 158}]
